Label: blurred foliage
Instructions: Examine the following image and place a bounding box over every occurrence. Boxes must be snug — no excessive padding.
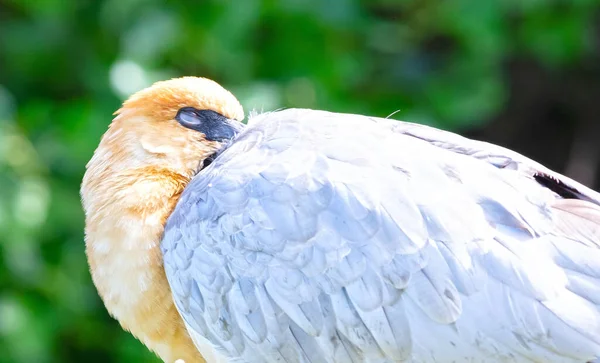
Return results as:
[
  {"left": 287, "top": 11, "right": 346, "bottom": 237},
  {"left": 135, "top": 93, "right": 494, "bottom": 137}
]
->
[{"left": 0, "top": 0, "right": 599, "bottom": 362}]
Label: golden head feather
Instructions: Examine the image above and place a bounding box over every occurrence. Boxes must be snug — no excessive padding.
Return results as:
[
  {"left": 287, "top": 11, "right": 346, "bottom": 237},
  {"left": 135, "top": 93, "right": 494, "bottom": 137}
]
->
[
  {"left": 117, "top": 76, "right": 244, "bottom": 121},
  {"left": 81, "top": 77, "right": 242, "bottom": 363}
]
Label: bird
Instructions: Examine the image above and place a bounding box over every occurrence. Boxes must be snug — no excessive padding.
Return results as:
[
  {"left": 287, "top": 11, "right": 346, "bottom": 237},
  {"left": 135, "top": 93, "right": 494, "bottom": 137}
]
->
[{"left": 81, "top": 76, "right": 600, "bottom": 363}]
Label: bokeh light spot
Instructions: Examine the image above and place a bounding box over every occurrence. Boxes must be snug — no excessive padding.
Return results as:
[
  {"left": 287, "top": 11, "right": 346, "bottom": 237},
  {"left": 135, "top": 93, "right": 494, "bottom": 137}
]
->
[{"left": 109, "top": 60, "right": 150, "bottom": 99}]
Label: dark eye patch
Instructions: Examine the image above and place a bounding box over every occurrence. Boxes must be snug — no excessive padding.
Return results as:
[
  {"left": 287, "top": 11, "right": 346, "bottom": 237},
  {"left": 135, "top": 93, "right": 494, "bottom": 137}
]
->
[{"left": 175, "top": 107, "right": 239, "bottom": 142}]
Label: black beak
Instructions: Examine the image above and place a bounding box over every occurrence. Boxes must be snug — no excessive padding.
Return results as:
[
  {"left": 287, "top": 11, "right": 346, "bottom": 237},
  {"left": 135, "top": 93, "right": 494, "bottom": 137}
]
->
[
  {"left": 201, "top": 118, "right": 245, "bottom": 170},
  {"left": 213, "top": 119, "right": 244, "bottom": 143}
]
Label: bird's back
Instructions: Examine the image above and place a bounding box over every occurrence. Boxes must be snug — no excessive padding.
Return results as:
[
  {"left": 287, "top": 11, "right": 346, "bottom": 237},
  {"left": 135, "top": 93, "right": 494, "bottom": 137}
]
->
[{"left": 162, "top": 109, "right": 600, "bottom": 363}]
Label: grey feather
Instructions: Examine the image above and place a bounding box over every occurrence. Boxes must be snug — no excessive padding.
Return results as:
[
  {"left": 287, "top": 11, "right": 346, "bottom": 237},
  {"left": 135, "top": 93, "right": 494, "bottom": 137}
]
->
[{"left": 162, "top": 109, "right": 600, "bottom": 363}]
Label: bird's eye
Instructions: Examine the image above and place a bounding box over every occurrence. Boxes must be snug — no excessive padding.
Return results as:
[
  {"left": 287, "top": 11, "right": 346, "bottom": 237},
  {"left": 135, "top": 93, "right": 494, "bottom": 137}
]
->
[
  {"left": 174, "top": 106, "right": 243, "bottom": 142},
  {"left": 176, "top": 107, "right": 204, "bottom": 128}
]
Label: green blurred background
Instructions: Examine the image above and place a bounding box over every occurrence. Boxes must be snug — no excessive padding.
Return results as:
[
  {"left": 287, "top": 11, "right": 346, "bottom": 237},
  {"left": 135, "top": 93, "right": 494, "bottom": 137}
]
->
[{"left": 1, "top": 0, "right": 599, "bottom": 362}]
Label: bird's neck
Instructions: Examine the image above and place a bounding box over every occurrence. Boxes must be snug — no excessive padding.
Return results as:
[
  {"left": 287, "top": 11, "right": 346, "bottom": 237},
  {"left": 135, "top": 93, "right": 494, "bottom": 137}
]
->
[{"left": 82, "top": 165, "right": 204, "bottom": 363}]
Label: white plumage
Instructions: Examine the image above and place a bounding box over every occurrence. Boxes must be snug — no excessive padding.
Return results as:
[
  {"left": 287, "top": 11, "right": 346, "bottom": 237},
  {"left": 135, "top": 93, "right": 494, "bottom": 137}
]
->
[{"left": 162, "top": 109, "right": 600, "bottom": 363}]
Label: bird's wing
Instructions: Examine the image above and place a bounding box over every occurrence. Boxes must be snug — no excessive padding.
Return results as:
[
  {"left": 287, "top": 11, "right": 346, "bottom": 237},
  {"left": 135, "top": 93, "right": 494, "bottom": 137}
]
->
[
  {"left": 162, "top": 109, "right": 600, "bottom": 363},
  {"left": 376, "top": 116, "right": 600, "bottom": 205}
]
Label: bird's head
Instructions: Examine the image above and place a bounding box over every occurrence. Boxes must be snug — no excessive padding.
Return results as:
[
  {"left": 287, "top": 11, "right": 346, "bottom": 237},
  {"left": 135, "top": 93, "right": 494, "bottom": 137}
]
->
[
  {"left": 80, "top": 77, "right": 245, "bottom": 363},
  {"left": 88, "top": 76, "right": 244, "bottom": 180}
]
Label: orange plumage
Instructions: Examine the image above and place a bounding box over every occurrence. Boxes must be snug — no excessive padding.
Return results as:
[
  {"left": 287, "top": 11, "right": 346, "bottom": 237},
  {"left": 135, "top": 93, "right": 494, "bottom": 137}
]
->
[{"left": 81, "top": 77, "right": 243, "bottom": 362}]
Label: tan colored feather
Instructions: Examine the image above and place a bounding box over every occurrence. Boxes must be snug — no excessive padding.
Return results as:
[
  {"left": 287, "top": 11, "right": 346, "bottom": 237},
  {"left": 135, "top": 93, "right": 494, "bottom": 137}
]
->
[
  {"left": 81, "top": 77, "right": 243, "bottom": 362},
  {"left": 552, "top": 199, "right": 600, "bottom": 247}
]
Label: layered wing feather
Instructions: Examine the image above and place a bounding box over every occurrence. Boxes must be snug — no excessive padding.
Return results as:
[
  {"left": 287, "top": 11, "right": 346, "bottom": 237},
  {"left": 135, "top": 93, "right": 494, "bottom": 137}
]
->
[{"left": 162, "top": 109, "right": 600, "bottom": 363}]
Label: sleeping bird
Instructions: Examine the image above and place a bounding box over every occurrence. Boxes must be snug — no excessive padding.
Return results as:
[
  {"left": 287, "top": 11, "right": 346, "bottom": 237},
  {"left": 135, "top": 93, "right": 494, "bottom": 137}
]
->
[{"left": 81, "top": 76, "right": 600, "bottom": 363}]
